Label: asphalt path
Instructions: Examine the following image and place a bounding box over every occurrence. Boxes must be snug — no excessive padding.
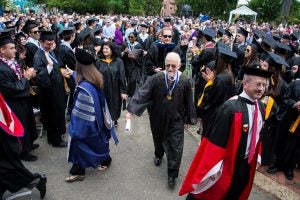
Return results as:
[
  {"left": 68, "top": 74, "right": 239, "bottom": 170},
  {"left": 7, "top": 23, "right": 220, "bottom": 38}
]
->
[{"left": 4, "top": 112, "right": 277, "bottom": 200}]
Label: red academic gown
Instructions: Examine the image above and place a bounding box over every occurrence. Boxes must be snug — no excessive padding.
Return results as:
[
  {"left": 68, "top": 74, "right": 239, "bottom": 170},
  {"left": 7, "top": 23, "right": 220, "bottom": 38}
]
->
[{"left": 180, "top": 96, "right": 264, "bottom": 200}]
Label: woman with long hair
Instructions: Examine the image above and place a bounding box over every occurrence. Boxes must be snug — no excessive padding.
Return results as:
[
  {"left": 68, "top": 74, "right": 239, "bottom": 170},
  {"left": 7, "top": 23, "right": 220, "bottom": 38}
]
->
[
  {"left": 96, "top": 41, "right": 127, "bottom": 126},
  {"left": 197, "top": 46, "right": 236, "bottom": 138},
  {"left": 66, "top": 48, "right": 118, "bottom": 182},
  {"left": 243, "top": 43, "right": 259, "bottom": 67}
]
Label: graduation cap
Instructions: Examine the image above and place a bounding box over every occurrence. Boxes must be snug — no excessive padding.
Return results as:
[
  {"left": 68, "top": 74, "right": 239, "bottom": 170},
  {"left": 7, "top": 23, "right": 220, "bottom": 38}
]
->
[
  {"left": 164, "top": 17, "right": 172, "bottom": 23},
  {"left": 71, "top": 21, "right": 82, "bottom": 28},
  {"left": 253, "top": 29, "right": 263, "bottom": 39},
  {"left": 140, "top": 23, "right": 148, "bottom": 28},
  {"left": 0, "top": 28, "right": 15, "bottom": 38},
  {"left": 87, "top": 16, "right": 98, "bottom": 24},
  {"left": 224, "top": 29, "right": 233, "bottom": 37},
  {"left": 291, "top": 32, "right": 299, "bottom": 41},
  {"left": 78, "top": 29, "right": 92, "bottom": 42},
  {"left": 251, "top": 39, "right": 263, "bottom": 53},
  {"left": 267, "top": 52, "right": 289, "bottom": 70},
  {"left": 75, "top": 48, "right": 96, "bottom": 65},
  {"left": 93, "top": 26, "right": 102, "bottom": 34},
  {"left": 15, "top": 32, "right": 27, "bottom": 42},
  {"left": 59, "top": 27, "right": 74, "bottom": 37},
  {"left": 202, "top": 27, "right": 216, "bottom": 38},
  {"left": 40, "top": 30, "right": 56, "bottom": 41},
  {"left": 262, "top": 35, "right": 276, "bottom": 49},
  {"left": 0, "top": 35, "right": 15, "bottom": 47},
  {"left": 237, "top": 27, "right": 248, "bottom": 37},
  {"left": 275, "top": 42, "right": 292, "bottom": 53},
  {"left": 282, "top": 34, "right": 291, "bottom": 40},
  {"left": 23, "top": 20, "right": 39, "bottom": 34},
  {"left": 218, "top": 46, "right": 237, "bottom": 63},
  {"left": 272, "top": 34, "right": 281, "bottom": 41},
  {"left": 217, "top": 28, "right": 225, "bottom": 36},
  {"left": 243, "top": 65, "right": 272, "bottom": 78}
]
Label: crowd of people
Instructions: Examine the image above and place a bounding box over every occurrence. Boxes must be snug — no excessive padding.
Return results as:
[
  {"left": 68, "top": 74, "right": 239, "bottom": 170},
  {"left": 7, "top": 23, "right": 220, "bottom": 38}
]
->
[{"left": 0, "top": 10, "right": 299, "bottom": 199}]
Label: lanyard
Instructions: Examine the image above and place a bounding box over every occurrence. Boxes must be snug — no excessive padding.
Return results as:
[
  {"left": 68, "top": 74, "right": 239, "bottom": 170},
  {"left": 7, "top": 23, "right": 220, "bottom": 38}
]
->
[
  {"left": 164, "top": 71, "right": 179, "bottom": 100},
  {"left": 40, "top": 48, "right": 58, "bottom": 64}
]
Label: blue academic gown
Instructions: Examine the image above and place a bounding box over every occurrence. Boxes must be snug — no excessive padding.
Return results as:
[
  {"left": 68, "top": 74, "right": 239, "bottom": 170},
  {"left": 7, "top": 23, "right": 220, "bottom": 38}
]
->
[{"left": 68, "top": 81, "right": 118, "bottom": 169}]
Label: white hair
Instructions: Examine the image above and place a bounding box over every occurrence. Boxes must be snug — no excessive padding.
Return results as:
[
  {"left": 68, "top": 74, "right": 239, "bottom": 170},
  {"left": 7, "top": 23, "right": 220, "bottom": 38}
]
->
[{"left": 165, "top": 52, "right": 181, "bottom": 66}]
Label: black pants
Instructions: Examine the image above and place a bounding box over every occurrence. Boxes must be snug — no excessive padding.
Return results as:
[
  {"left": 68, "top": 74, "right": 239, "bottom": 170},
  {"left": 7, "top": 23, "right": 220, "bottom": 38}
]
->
[{"left": 70, "top": 164, "right": 85, "bottom": 175}]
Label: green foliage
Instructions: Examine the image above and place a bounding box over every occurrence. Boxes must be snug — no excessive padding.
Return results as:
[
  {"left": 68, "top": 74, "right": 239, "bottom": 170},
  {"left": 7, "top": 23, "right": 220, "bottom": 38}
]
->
[
  {"left": 144, "top": 0, "right": 162, "bottom": 16},
  {"left": 129, "top": 0, "right": 145, "bottom": 15},
  {"left": 248, "top": 0, "right": 281, "bottom": 23}
]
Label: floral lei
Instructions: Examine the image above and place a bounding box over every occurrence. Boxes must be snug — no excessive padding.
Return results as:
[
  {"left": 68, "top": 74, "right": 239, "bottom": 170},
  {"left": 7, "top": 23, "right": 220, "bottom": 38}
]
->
[{"left": 0, "top": 56, "right": 23, "bottom": 80}]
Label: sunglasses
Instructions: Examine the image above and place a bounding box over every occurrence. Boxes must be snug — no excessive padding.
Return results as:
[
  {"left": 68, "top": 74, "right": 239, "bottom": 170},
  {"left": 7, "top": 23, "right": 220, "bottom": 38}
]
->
[
  {"left": 245, "top": 49, "right": 251, "bottom": 52},
  {"left": 163, "top": 35, "right": 172, "bottom": 38}
]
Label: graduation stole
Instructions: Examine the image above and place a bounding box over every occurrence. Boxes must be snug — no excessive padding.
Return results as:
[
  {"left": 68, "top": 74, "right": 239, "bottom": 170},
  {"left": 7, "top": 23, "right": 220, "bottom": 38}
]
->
[
  {"left": 289, "top": 114, "right": 300, "bottom": 134},
  {"left": 60, "top": 68, "right": 70, "bottom": 94},
  {"left": 197, "top": 80, "right": 213, "bottom": 107},
  {"left": 101, "top": 58, "right": 113, "bottom": 64},
  {"left": 265, "top": 96, "right": 274, "bottom": 120}
]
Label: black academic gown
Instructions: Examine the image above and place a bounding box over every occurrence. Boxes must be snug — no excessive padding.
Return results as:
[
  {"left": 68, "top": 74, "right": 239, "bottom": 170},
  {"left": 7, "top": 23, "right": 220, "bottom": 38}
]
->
[
  {"left": 25, "top": 42, "right": 39, "bottom": 68},
  {"left": 144, "top": 42, "right": 183, "bottom": 76},
  {"left": 59, "top": 43, "right": 76, "bottom": 113},
  {"left": 198, "top": 72, "right": 234, "bottom": 138},
  {"left": 0, "top": 129, "right": 37, "bottom": 195},
  {"left": 127, "top": 72, "right": 197, "bottom": 178},
  {"left": 121, "top": 42, "right": 144, "bottom": 97},
  {"left": 33, "top": 49, "right": 66, "bottom": 145},
  {"left": 95, "top": 58, "right": 127, "bottom": 122},
  {"left": 136, "top": 35, "right": 154, "bottom": 51},
  {"left": 232, "top": 43, "right": 247, "bottom": 78},
  {"left": 278, "top": 79, "right": 300, "bottom": 171},
  {"left": 0, "top": 61, "right": 37, "bottom": 154}
]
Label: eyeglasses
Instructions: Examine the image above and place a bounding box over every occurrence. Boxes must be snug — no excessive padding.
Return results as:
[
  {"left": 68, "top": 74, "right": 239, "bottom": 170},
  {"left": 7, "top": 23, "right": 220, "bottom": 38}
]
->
[
  {"left": 246, "top": 81, "right": 267, "bottom": 88},
  {"left": 165, "top": 64, "right": 177, "bottom": 69},
  {"left": 31, "top": 31, "right": 39, "bottom": 34},
  {"left": 245, "top": 49, "right": 251, "bottom": 52},
  {"left": 163, "top": 35, "right": 172, "bottom": 38}
]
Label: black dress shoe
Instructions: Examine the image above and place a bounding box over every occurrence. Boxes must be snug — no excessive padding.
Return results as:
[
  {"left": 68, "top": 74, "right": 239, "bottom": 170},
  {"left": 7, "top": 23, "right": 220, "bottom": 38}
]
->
[
  {"left": 30, "top": 143, "right": 40, "bottom": 151},
  {"left": 168, "top": 176, "right": 176, "bottom": 188},
  {"left": 267, "top": 165, "right": 278, "bottom": 174},
  {"left": 52, "top": 141, "right": 68, "bottom": 148},
  {"left": 21, "top": 153, "right": 38, "bottom": 162},
  {"left": 36, "top": 174, "right": 47, "bottom": 199},
  {"left": 284, "top": 169, "right": 294, "bottom": 180},
  {"left": 154, "top": 157, "right": 162, "bottom": 166}
]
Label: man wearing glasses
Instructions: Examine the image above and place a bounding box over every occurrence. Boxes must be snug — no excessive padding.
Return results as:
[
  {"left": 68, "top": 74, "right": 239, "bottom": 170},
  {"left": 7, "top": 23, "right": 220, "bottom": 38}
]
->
[
  {"left": 145, "top": 27, "right": 182, "bottom": 77},
  {"left": 24, "top": 21, "right": 40, "bottom": 68},
  {"left": 126, "top": 52, "right": 196, "bottom": 188}
]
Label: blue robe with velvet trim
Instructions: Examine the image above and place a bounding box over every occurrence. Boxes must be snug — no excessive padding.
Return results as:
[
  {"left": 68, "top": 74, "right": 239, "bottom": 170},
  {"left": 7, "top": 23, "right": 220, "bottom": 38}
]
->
[{"left": 68, "top": 81, "right": 118, "bottom": 169}]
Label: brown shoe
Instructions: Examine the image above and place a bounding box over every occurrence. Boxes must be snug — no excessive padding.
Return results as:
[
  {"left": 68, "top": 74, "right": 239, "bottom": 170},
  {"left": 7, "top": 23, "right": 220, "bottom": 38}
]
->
[{"left": 65, "top": 175, "right": 85, "bottom": 182}]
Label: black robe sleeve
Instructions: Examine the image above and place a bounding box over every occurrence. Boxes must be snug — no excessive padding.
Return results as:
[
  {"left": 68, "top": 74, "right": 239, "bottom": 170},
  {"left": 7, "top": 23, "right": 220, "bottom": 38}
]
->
[
  {"left": 0, "top": 63, "right": 30, "bottom": 99},
  {"left": 33, "top": 49, "right": 53, "bottom": 88},
  {"left": 127, "top": 75, "right": 155, "bottom": 116}
]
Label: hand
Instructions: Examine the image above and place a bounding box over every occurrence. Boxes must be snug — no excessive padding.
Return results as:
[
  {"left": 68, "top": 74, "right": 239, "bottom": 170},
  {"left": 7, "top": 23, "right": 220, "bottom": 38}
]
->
[
  {"left": 128, "top": 52, "right": 135, "bottom": 59},
  {"left": 125, "top": 112, "right": 133, "bottom": 122},
  {"left": 293, "top": 101, "right": 300, "bottom": 109},
  {"left": 201, "top": 67, "right": 215, "bottom": 82},
  {"left": 154, "top": 67, "right": 162, "bottom": 73},
  {"left": 24, "top": 68, "right": 36, "bottom": 80},
  {"left": 123, "top": 48, "right": 129, "bottom": 53},
  {"left": 121, "top": 93, "right": 128, "bottom": 100}
]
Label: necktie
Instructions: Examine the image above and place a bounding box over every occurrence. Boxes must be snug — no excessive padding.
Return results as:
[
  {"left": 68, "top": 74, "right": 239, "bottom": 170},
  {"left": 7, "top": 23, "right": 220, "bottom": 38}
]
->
[{"left": 248, "top": 100, "right": 258, "bottom": 164}]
